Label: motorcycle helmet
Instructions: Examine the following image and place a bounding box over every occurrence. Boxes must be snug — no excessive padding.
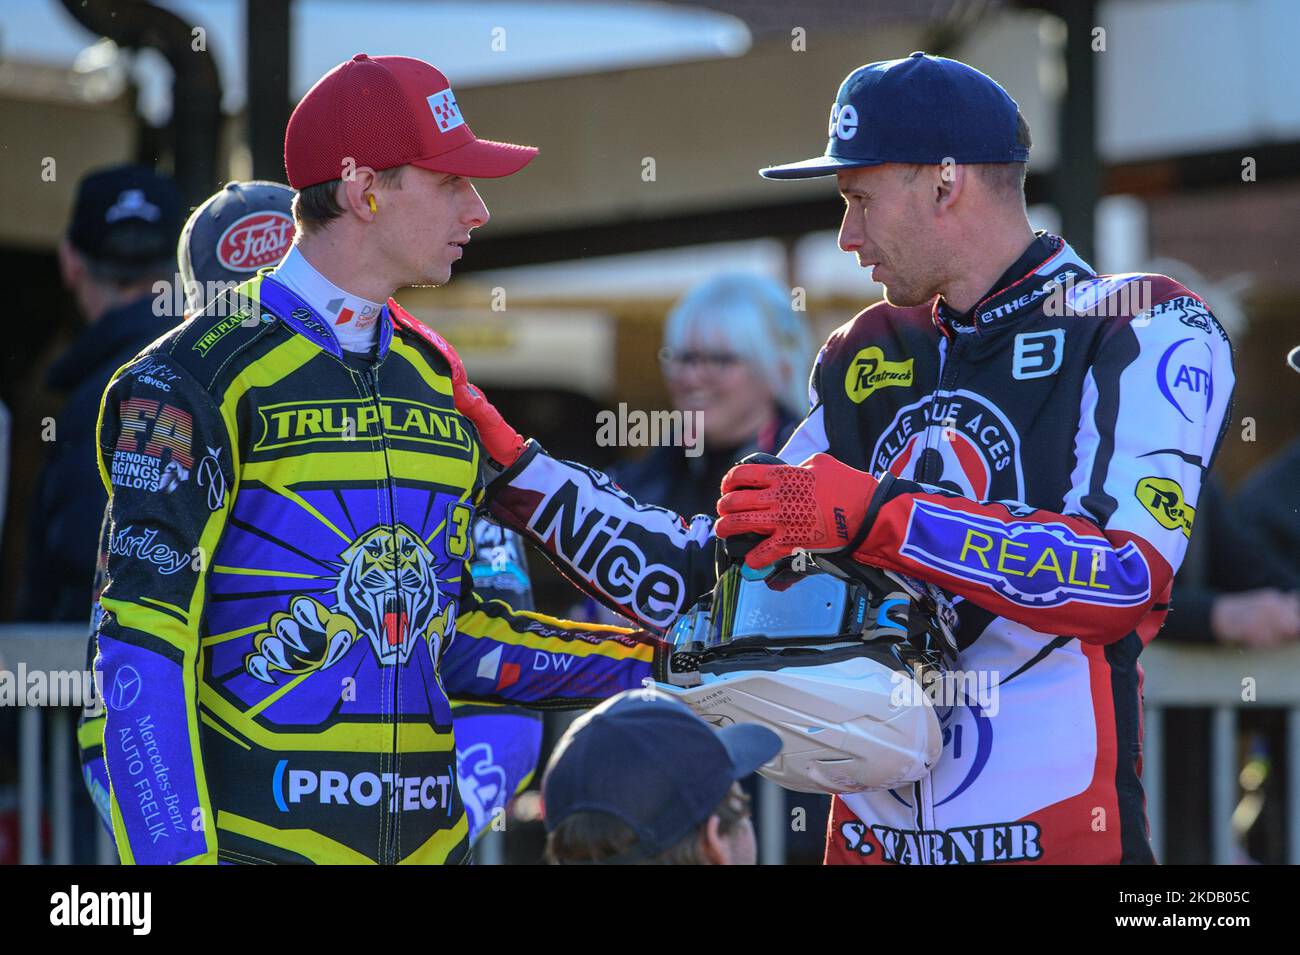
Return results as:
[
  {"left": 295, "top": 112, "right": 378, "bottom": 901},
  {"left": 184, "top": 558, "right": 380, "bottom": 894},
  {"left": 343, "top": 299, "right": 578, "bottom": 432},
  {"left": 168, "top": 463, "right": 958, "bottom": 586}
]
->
[{"left": 659, "top": 462, "right": 959, "bottom": 795}]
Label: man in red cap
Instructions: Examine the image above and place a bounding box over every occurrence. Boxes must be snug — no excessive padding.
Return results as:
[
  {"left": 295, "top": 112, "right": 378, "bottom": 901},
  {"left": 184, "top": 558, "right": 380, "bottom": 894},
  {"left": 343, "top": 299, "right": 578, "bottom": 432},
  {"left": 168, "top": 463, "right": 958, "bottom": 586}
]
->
[
  {"left": 281, "top": 53, "right": 536, "bottom": 306},
  {"left": 89, "top": 55, "right": 666, "bottom": 865}
]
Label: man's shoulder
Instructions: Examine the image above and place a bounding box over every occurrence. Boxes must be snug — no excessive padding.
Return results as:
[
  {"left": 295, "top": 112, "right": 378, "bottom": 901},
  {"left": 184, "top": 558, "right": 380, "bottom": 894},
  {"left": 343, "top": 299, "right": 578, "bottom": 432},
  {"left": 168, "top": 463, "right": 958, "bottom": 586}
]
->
[
  {"left": 69, "top": 325, "right": 166, "bottom": 406},
  {"left": 821, "top": 299, "right": 936, "bottom": 358},
  {"left": 386, "top": 302, "right": 456, "bottom": 377},
  {"left": 1238, "top": 438, "right": 1300, "bottom": 505},
  {"left": 133, "top": 279, "right": 281, "bottom": 394},
  {"left": 1065, "top": 272, "right": 1231, "bottom": 349}
]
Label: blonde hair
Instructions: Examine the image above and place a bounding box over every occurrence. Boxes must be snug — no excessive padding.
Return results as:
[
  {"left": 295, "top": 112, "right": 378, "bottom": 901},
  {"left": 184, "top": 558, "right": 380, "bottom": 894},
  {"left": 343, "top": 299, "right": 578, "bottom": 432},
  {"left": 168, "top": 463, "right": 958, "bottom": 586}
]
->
[{"left": 663, "top": 274, "right": 815, "bottom": 417}]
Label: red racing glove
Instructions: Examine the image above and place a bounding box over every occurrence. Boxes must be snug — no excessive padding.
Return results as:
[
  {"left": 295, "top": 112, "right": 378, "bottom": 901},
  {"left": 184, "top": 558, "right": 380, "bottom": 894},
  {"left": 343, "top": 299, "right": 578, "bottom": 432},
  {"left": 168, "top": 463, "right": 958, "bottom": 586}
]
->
[
  {"left": 456, "top": 382, "right": 526, "bottom": 468},
  {"left": 389, "top": 299, "right": 526, "bottom": 467},
  {"left": 715, "top": 453, "right": 881, "bottom": 569}
]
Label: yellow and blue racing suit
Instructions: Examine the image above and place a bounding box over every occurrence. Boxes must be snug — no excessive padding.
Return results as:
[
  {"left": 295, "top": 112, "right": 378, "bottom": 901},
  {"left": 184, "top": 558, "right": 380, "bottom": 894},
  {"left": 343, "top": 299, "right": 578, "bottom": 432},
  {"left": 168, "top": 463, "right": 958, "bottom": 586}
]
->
[
  {"left": 79, "top": 514, "right": 545, "bottom": 850},
  {"left": 92, "top": 274, "right": 659, "bottom": 864}
]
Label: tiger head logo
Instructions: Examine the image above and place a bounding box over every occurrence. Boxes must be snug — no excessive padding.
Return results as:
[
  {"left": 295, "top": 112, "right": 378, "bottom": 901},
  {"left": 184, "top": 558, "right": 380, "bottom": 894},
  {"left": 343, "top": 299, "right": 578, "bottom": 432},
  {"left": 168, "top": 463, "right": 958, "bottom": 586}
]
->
[
  {"left": 336, "top": 524, "right": 442, "bottom": 667},
  {"left": 245, "top": 523, "right": 456, "bottom": 683}
]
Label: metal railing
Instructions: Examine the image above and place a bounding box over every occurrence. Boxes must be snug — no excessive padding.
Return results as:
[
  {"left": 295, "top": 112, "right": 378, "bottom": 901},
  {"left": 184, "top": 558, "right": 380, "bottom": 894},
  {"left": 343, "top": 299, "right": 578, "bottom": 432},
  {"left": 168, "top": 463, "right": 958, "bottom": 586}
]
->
[
  {"left": 1139, "top": 641, "right": 1300, "bottom": 864},
  {"left": 0, "top": 624, "right": 116, "bottom": 864},
  {"left": 2, "top": 624, "right": 1297, "bottom": 864}
]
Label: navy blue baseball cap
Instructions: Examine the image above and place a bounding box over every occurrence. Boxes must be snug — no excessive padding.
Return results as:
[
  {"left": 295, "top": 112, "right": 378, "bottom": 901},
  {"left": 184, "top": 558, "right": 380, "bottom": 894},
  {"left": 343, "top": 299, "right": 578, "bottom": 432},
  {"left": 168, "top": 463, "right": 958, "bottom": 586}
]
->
[
  {"left": 66, "top": 163, "right": 183, "bottom": 264},
  {"left": 760, "top": 52, "right": 1029, "bottom": 180},
  {"left": 542, "top": 688, "right": 781, "bottom": 862}
]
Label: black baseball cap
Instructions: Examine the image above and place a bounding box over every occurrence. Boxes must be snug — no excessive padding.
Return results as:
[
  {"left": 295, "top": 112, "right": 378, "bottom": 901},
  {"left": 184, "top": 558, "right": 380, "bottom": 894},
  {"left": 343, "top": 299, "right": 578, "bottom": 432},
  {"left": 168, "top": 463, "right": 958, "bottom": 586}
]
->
[
  {"left": 66, "top": 164, "right": 183, "bottom": 265},
  {"left": 178, "top": 180, "right": 294, "bottom": 293},
  {"left": 760, "top": 52, "right": 1029, "bottom": 179},
  {"left": 542, "top": 688, "right": 781, "bottom": 863}
]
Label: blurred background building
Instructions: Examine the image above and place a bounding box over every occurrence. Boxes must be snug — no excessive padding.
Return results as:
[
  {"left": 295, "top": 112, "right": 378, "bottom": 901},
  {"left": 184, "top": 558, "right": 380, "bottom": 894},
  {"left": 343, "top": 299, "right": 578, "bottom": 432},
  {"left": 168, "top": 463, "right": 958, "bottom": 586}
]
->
[{"left": 0, "top": 0, "right": 1297, "bottom": 865}]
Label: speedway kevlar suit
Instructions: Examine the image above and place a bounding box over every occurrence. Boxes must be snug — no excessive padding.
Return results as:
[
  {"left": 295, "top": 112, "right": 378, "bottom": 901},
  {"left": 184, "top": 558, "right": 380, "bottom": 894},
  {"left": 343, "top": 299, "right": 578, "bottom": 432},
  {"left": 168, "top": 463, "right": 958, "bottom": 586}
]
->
[
  {"left": 92, "top": 275, "right": 658, "bottom": 864},
  {"left": 485, "top": 234, "right": 1234, "bottom": 864},
  {"left": 79, "top": 515, "right": 543, "bottom": 848}
]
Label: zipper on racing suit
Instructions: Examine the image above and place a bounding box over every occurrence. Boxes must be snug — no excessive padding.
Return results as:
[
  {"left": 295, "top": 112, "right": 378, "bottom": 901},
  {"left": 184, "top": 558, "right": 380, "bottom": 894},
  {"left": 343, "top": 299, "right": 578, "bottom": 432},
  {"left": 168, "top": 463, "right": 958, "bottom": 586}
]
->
[
  {"left": 358, "top": 363, "right": 404, "bottom": 865},
  {"left": 906, "top": 330, "right": 968, "bottom": 863},
  {"left": 917, "top": 332, "right": 968, "bottom": 486}
]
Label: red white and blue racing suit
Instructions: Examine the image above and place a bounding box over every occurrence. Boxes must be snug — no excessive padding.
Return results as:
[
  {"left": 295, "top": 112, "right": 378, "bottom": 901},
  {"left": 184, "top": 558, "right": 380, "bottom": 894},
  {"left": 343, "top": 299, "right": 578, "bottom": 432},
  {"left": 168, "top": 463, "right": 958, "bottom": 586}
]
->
[{"left": 486, "top": 233, "right": 1235, "bottom": 864}]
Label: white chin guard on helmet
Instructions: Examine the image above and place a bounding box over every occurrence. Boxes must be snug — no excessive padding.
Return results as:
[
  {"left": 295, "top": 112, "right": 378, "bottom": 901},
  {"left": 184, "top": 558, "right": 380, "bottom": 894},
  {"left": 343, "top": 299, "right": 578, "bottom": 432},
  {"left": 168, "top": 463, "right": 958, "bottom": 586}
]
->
[{"left": 657, "top": 555, "right": 958, "bottom": 796}]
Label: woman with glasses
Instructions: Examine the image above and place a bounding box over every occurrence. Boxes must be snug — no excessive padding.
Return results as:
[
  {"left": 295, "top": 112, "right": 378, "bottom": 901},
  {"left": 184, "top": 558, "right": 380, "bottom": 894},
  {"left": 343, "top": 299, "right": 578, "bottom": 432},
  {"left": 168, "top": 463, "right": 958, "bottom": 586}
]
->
[{"left": 615, "top": 273, "right": 815, "bottom": 520}]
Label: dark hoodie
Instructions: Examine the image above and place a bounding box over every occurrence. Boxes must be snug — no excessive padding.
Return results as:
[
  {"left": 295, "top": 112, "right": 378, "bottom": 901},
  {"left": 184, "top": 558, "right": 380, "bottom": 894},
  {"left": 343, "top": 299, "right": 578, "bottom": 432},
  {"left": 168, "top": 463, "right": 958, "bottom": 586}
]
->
[
  {"left": 610, "top": 407, "right": 800, "bottom": 521},
  {"left": 21, "top": 296, "right": 174, "bottom": 620}
]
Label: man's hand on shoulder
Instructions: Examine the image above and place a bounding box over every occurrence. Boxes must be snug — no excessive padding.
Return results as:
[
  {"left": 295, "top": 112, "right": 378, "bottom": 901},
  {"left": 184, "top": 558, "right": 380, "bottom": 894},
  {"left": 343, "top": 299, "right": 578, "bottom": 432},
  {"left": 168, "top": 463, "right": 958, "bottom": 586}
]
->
[{"left": 389, "top": 300, "right": 526, "bottom": 467}]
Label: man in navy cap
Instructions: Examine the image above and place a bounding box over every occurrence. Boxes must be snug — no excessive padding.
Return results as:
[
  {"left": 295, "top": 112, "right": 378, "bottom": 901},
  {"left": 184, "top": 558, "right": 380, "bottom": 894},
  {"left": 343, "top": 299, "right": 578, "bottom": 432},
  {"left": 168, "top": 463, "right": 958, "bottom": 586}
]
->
[
  {"left": 21, "top": 164, "right": 183, "bottom": 622},
  {"left": 543, "top": 688, "right": 779, "bottom": 865},
  {"left": 758, "top": 52, "right": 1034, "bottom": 312},
  {"left": 443, "top": 53, "right": 1236, "bottom": 864}
]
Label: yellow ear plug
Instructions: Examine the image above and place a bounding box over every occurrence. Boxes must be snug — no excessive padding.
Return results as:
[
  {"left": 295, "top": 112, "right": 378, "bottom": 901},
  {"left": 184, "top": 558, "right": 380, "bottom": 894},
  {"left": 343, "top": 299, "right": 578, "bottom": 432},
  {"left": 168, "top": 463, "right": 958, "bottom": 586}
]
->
[{"left": 367, "top": 194, "right": 377, "bottom": 214}]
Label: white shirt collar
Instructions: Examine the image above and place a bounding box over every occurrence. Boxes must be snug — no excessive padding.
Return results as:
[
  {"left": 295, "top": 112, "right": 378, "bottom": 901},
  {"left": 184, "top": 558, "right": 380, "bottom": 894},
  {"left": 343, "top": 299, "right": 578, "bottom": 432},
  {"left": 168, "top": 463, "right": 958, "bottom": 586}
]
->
[{"left": 271, "top": 246, "right": 385, "bottom": 353}]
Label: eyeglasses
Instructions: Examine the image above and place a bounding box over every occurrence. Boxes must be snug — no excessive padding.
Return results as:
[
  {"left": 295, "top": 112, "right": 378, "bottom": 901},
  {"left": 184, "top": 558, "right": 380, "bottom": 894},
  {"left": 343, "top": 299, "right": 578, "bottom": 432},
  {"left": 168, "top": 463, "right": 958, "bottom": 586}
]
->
[{"left": 658, "top": 348, "right": 744, "bottom": 374}]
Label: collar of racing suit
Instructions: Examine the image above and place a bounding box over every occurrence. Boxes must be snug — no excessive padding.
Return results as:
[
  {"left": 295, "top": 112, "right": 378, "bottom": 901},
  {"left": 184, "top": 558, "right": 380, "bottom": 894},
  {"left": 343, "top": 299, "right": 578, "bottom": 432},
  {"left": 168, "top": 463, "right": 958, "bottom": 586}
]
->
[
  {"left": 933, "top": 231, "right": 1094, "bottom": 337},
  {"left": 263, "top": 246, "right": 391, "bottom": 359},
  {"left": 256, "top": 263, "right": 394, "bottom": 363}
]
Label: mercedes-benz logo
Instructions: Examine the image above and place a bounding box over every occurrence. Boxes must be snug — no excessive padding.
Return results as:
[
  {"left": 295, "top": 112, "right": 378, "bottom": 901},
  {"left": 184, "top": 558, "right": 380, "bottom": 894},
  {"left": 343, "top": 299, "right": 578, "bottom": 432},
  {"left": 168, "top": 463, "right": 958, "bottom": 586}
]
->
[
  {"left": 698, "top": 712, "right": 734, "bottom": 728},
  {"left": 110, "top": 665, "right": 143, "bottom": 710}
]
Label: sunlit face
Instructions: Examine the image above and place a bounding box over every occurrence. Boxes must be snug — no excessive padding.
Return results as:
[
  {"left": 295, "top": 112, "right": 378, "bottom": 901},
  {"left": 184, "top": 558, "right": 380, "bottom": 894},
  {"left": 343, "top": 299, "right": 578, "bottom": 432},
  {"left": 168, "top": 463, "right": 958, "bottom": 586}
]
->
[
  {"left": 374, "top": 166, "right": 489, "bottom": 287},
  {"left": 663, "top": 331, "right": 775, "bottom": 450},
  {"left": 836, "top": 164, "right": 948, "bottom": 308}
]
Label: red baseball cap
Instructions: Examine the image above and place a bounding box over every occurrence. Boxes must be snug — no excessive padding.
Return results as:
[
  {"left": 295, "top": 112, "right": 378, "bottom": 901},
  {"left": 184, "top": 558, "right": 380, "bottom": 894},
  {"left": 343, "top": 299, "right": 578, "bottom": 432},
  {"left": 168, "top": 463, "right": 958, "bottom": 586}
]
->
[{"left": 284, "top": 53, "right": 538, "bottom": 189}]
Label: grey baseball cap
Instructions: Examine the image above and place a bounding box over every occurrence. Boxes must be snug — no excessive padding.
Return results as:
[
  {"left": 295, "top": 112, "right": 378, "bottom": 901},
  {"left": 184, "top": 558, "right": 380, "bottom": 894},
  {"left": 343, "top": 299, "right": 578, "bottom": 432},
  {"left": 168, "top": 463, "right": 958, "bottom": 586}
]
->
[{"left": 178, "top": 180, "right": 294, "bottom": 311}]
